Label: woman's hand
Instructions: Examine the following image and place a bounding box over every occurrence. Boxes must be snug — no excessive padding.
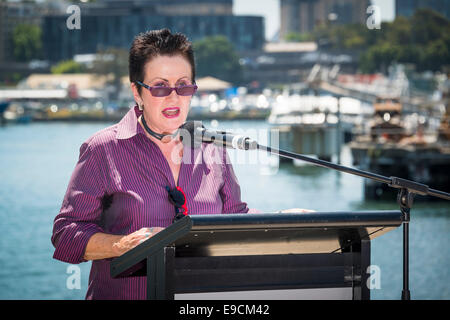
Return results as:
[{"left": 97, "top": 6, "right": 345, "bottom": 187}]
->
[
  {"left": 278, "top": 208, "right": 316, "bottom": 213},
  {"left": 112, "top": 227, "right": 164, "bottom": 256}
]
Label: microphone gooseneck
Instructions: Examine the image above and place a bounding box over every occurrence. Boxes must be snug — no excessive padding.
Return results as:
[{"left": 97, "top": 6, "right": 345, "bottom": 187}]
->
[
  {"left": 179, "top": 121, "right": 257, "bottom": 150},
  {"left": 180, "top": 121, "right": 450, "bottom": 201},
  {"left": 179, "top": 120, "right": 207, "bottom": 148}
]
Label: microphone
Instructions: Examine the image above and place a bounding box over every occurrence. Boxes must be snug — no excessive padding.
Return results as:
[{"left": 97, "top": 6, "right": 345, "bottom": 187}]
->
[{"left": 179, "top": 121, "right": 258, "bottom": 150}]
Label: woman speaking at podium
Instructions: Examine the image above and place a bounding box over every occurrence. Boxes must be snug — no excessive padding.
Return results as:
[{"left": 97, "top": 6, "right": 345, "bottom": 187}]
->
[{"left": 51, "top": 29, "right": 251, "bottom": 299}]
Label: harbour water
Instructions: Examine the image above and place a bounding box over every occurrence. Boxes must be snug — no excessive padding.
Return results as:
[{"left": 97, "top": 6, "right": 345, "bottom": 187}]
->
[{"left": 0, "top": 119, "right": 449, "bottom": 300}]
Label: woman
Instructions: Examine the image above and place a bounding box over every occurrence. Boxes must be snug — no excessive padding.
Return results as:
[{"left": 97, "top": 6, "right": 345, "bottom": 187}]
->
[{"left": 51, "top": 29, "right": 250, "bottom": 299}]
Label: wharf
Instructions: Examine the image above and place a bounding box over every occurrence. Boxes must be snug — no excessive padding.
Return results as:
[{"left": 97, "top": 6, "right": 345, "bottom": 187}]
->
[
  {"left": 11, "top": 107, "right": 270, "bottom": 123},
  {"left": 350, "top": 138, "right": 450, "bottom": 200}
]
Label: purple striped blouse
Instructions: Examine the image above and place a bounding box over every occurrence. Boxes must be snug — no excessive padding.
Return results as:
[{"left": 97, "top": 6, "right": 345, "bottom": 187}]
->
[{"left": 51, "top": 105, "right": 249, "bottom": 300}]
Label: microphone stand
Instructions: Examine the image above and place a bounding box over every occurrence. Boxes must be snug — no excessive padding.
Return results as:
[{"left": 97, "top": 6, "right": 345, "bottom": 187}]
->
[{"left": 257, "top": 143, "right": 450, "bottom": 300}]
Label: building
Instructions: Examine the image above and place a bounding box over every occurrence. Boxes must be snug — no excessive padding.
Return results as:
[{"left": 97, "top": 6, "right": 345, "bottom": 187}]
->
[
  {"left": 0, "top": 1, "right": 40, "bottom": 63},
  {"left": 97, "top": 0, "right": 233, "bottom": 16},
  {"left": 280, "top": 0, "right": 370, "bottom": 39},
  {"left": 395, "top": 0, "right": 450, "bottom": 20},
  {"left": 240, "top": 41, "right": 358, "bottom": 87},
  {"left": 0, "top": 1, "right": 65, "bottom": 63},
  {"left": 42, "top": 0, "right": 264, "bottom": 62}
]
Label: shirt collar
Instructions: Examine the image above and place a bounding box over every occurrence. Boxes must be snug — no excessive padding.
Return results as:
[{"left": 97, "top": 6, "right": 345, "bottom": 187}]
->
[{"left": 116, "top": 104, "right": 145, "bottom": 140}]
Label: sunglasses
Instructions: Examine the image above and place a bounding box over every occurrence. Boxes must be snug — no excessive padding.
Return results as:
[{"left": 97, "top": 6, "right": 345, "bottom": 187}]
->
[
  {"left": 136, "top": 80, "right": 198, "bottom": 97},
  {"left": 165, "top": 186, "right": 188, "bottom": 222}
]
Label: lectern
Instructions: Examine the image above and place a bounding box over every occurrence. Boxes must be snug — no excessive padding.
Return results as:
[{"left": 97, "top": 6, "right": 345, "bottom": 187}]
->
[{"left": 110, "top": 211, "right": 402, "bottom": 300}]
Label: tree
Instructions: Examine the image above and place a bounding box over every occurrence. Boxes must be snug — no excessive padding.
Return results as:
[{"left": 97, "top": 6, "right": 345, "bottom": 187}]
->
[
  {"left": 359, "top": 43, "right": 402, "bottom": 73},
  {"left": 358, "top": 9, "right": 450, "bottom": 73},
  {"left": 410, "top": 9, "right": 450, "bottom": 45},
  {"left": 193, "top": 36, "right": 243, "bottom": 85},
  {"left": 422, "top": 36, "right": 450, "bottom": 72},
  {"left": 383, "top": 16, "right": 412, "bottom": 46},
  {"left": 284, "top": 32, "right": 313, "bottom": 42},
  {"left": 309, "top": 23, "right": 373, "bottom": 50},
  {"left": 12, "top": 24, "right": 42, "bottom": 62},
  {"left": 298, "top": 8, "right": 449, "bottom": 73},
  {"left": 51, "top": 60, "right": 85, "bottom": 74}
]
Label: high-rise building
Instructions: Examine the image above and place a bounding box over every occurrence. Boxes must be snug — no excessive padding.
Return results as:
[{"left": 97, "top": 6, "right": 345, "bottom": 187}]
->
[
  {"left": 395, "top": 0, "right": 450, "bottom": 20},
  {"left": 42, "top": 0, "right": 264, "bottom": 62},
  {"left": 79, "top": 0, "right": 233, "bottom": 16},
  {"left": 0, "top": 1, "right": 64, "bottom": 63},
  {"left": 280, "top": 0, "right": 370, "bottom": 40}
]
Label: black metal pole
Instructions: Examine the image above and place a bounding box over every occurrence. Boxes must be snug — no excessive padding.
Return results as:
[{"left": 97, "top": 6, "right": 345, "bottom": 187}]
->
[
  {"left": 398, "top": 188, "right": 412, "bottom": 300},
  {"left": 402, "top": 221, "right": 411, "bottom": 300},
  {"left": 257, "top": 144, "right": 450, "bottom": 201},
  {"left": 257, "top": 143, "right": 450, "bottom": 300}
]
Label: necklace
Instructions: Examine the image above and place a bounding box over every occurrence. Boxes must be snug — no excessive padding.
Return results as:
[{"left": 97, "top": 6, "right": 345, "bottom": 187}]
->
[{"left": 141, "top": 114, "right": 179, "bottom": 143}]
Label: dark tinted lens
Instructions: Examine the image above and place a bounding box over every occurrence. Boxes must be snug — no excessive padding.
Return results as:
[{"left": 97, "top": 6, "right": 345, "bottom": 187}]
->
[
  {"left": 176, "top": 85, "right": 197, "bottom": 96},
  {"left": 150, "top": 87, "right": 172, "bottom": 97}
]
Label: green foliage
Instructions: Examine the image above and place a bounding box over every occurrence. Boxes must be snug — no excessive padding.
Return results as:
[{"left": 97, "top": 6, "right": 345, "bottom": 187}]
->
[
  {"left": 358, "top": 9, "right": 450, "bottom": 73},
  {"left": 410, "top": 9, "right": 449, "bottom": 45},
  {"left": 12, "top": 24, "right": 42, "bottom": 62},
  {"left": 422, "top": 34, "right": 450, "bottom": 71},
  {"left": 359, "top": 43, "right": 402, "bottom": 73},
  {"left": 310, "top": 23, "right": 379, "bottom": 50},
  {"left": 383, "top": 16, "right": 412, "bottom": 46},
  {"left": 51, "top": 60, "right": 85, "bottom": 74},
  {"left": 284, "top": 32, "right": 313, "bottom": 42},
  {"left": 193, "top": 36, "right": 243, "bottom": 85},
  {"left": 293, "top": 8, "right": 450, "bottom": 73}
]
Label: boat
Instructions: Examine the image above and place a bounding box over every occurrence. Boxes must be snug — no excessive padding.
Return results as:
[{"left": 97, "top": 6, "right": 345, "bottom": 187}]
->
[
  {"left": 0, "top": 101, "right": 10, "bottom": 124},
  {"left": 350, "top": 96, "right": 450, "bottom": 200},
  {"left": 268, "top": 94, "right": 368, "bottom": 162}
]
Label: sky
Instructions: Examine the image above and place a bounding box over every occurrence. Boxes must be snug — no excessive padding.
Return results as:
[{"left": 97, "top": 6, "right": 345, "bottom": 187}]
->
[{"left": 233, "top": 0, "right": 395, "bottom": 41}]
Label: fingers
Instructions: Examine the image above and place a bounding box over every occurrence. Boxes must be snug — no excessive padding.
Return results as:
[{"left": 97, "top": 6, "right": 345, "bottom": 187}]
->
[
  {"left": 138, "top": 228, "right": 153, "bottom": 244},
  {"left": 137, "top": 227, "right": 164, "bottom": 242},
  {"left": 134, "top": 227, "right": 160, "bottom": 244},
  {"left": 114, "top": 227, "right": 165, "bottom": 256},
  {"left": 132, "top": 227, "right": 161, "bottom": 241}
]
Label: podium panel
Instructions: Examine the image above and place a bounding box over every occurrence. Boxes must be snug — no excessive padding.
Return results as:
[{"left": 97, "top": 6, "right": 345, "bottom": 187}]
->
[
  {"left": 174, "top": 288, "right": 353, "bottom": 300},
  {"left": 111, "top": 211, "right": 403, "bottom": 300}
]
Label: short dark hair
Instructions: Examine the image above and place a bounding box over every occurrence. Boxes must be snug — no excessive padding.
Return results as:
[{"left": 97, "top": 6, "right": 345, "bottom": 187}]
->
[{"left": 129, "top": 29, "right": 196, "bottom": 94}]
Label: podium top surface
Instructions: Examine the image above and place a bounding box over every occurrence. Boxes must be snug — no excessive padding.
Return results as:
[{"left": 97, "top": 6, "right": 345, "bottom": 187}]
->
[
  {"left": 174, "top": 211, "right": 402, "bottom": 257},
  {"left": 111, "top": 211, "right": 403, "bottom": 278},
  {"left": 188, "top": 211, "right": 403, "bottom": 230}
]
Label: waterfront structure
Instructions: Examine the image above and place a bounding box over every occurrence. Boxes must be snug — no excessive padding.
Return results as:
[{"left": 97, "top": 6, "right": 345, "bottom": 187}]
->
[
  {"left": 42, "top": 0, "right": 264, "bottom": 62},
  {"left": 349, "top": 97, "right": 450, "bottom": 200},
  {"left": 279, "top": 0, "right": 370, "bottom": 39},
  {"left": 395, "top": 0, "right": 450, "bottom": 20},
  {"left": 240, "top": 42, "right": 357, "bottom": 87}
]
